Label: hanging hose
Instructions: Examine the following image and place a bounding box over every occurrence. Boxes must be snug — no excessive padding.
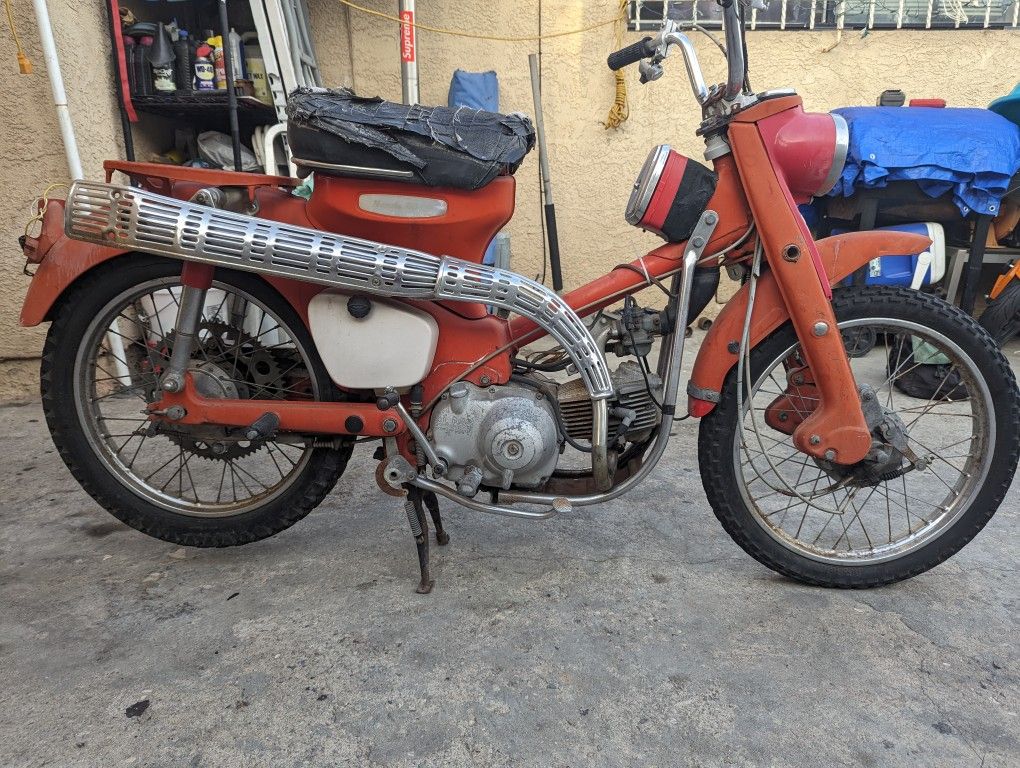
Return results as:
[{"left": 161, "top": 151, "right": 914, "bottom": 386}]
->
[
  {"left": 3, "top": 0, "right": 31, "bottom": 73},
  {"left": 602, "top": 0, "right": 630, "bottom": 129}
]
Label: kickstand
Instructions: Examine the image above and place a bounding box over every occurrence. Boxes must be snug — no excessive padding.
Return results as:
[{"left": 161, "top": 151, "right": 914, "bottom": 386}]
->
[
  {"left": 403, "top": 487, "right": 434, "bottom": 594},
  {"left": 422, "top": 491, "right": 450, "bottom": 545}
]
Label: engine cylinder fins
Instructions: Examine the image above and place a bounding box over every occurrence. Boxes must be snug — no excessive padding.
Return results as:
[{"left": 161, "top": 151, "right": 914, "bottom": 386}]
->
[
  {"left": 64, "top": 180, "right": 613, "bottom": 401},
  {"left": 558, "top": 361, "right": 663, "bottom": 442}
]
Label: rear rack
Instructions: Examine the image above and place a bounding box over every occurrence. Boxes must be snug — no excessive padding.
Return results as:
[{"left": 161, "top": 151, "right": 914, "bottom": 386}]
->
[{"left": 103, "top": 160, "right": 297, "bottom": 203}]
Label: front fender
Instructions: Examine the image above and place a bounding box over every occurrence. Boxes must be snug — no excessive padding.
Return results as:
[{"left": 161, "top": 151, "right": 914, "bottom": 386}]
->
[{"left": 687, "top": 230, "right": 932, "bottom": 415}]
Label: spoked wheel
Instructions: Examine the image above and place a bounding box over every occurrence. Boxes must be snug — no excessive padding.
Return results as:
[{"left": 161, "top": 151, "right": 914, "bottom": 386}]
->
[
  {"left": 699, "top": 287, "right": 1020, "bottom": 587},
  {"left": 42, "top": 256, "right": 353, "bottom": 546}
]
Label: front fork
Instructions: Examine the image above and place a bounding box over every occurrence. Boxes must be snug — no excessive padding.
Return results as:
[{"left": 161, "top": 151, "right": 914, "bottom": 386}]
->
[
  {"left": 160, "top": 262, "right": 215, "bottom": 395},
  {"left": 728, "top": 121, "right": 872, "bottom": 465}
]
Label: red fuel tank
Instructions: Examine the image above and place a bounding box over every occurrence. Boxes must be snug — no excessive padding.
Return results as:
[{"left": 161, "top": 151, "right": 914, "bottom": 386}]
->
[{"left": 306, "top": 174, "right": 517, "bottom": 264}]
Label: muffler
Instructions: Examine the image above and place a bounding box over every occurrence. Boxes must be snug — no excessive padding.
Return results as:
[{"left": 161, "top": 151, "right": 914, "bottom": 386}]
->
[{"left": 64, "top": 181, "right": 613, "bottom": 400}]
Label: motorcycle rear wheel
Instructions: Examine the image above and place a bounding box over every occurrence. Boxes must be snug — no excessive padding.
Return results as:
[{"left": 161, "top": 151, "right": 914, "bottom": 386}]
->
[
  {"left": 42, "top": 256, "right": 353, "bottom": 547},
  {"left": 698, "top": 286, "right": 1019, "bottom": 588}
]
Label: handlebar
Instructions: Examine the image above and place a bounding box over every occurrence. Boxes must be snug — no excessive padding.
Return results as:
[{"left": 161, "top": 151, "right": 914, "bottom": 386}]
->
[
  {"left": 720, "top": 0, "right": 746, "bottom": 99},
  {"left": 607, "top": 37, "right": 657, "bottom": 71},
  {"left": 605, "top": 3, "right": 749, "bottom": 108}
]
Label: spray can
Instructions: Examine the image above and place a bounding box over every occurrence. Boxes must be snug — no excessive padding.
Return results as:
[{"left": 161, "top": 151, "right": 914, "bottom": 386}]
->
[
  {"left": 194, "top": 44, "right": 216, "bottom": 91},
  {"left": 208, "top": 35, "right": 227, "bottom": 90},
  {"left": 149, "top": 23, "right": 176, "bottom": 93},
  {"left": 228, "top": 28, "right": 244, "bottom": 80}
]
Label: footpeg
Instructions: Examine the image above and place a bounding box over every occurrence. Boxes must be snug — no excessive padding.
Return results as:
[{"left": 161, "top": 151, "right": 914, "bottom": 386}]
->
[{"left": 243, "top": 412, "right": 280, "bottom": 441}]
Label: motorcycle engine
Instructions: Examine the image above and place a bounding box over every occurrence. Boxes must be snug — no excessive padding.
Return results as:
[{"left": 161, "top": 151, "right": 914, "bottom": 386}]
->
[
  {"left": 429, "top": 362, "right": 664, "bottom": 497},
  {"left": 430, "top": 381, "right": 560, "bottom": 495}
]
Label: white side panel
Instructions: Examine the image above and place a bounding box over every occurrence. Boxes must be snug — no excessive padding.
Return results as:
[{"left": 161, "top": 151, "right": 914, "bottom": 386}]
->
[{"left": 307, "top": 292, "right": 439, "bottom": 389}]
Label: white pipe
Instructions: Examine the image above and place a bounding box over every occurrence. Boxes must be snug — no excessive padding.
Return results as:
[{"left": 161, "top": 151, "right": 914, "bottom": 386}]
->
[
  {"left": 31, "top": 0, "right": 83, "bottom": 180},
  {"left": 32, "top": 0, "right": 127, "bottom": 383}
]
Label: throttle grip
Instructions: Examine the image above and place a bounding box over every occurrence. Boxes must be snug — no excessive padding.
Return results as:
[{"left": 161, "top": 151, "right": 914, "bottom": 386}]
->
[{"left": 606, "top": 37, "right": 656, "bottom": 71}]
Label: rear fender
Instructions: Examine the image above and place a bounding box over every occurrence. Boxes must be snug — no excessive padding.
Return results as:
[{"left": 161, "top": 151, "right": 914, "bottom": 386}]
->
[
  {"left": 687, "top": 230, "right": 932, "bottom": 415},
  {"left": 20, "top": 234, "right": 131, "bottom": 327}
]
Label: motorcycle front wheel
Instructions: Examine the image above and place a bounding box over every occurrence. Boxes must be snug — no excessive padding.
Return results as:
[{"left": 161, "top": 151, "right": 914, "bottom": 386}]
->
[
  {"left": 699, "top": 286, "right": 1019, "bottom": 588},
  {"left": 41, "top": 256, "right": 353, "bottom": 547}
]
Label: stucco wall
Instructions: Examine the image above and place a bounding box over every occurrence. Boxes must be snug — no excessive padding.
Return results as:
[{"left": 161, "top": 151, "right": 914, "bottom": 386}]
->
[
  {"left": 307, "top": 0, "right": 1020, "bottom": 296},
  {"left": 0, "top": 0, "right": 125, "bottom": 399},
  {"left": 0, "top": 0, "right": 1018, "bottom": 400}
]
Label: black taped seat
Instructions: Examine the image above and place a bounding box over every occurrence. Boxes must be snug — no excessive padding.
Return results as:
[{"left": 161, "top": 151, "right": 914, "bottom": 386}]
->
[{"left": 286, "top": 87, "right": 536, "bottom": 190}]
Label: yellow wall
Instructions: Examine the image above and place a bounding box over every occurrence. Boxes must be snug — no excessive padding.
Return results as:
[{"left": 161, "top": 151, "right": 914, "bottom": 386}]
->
[
  {"left": 0, "top": 0, "right": 126, "bottom": 399},
  {"left": 1, "top": 0, "right": 1018, "bottom": 400}
]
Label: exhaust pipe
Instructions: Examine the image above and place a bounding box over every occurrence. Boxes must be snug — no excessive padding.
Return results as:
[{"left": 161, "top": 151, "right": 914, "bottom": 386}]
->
[
  {"left": 64, "top": 180, "right": 616, "bottom": 488},
  {"left": 65, "top": 181, "right": 613, "bottom": 399}
]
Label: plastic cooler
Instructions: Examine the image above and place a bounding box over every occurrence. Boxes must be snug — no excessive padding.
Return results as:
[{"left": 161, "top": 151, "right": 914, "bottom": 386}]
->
[{"left": 838, "top": 222, "right": 945, "bottom": 287}]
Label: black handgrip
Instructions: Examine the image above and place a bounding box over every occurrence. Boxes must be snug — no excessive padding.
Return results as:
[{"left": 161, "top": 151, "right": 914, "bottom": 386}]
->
[{"left": 607, "top": 37, "right": 656, "bottom": 71}]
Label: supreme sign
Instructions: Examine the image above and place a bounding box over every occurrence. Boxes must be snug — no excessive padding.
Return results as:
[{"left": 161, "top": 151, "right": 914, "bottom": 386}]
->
[{"left": 400, "top": 11, "right": 415, "bottom": 63}]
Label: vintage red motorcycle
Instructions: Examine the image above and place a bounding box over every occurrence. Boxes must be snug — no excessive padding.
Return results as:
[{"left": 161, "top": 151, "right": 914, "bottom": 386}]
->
[{"left": 20, "top": 2, "right": 1019, "bottom": 592}]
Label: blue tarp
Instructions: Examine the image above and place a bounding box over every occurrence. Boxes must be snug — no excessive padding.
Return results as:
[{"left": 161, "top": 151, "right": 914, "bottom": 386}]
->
[{"left": 829, "top": 107, "right": 1020, "bottom": 217}]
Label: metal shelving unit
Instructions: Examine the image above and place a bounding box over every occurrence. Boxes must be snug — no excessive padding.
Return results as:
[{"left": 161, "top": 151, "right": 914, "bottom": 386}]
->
[
  {"left": 107, "top": 0, "right": 263, "bottom": 171},
  {"left": 131, "top": 91, "right": 277, "bottom": 126}
]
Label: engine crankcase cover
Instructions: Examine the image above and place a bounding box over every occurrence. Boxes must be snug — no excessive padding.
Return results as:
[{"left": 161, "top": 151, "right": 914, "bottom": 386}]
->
[{"left": 430, "top": 381, "right": 560, "bottom": 490}]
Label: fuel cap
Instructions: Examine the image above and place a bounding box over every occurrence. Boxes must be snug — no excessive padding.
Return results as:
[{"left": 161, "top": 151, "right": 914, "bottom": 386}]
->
[{"left": 347, "top": 295, "right": 372, "bottom": 319}]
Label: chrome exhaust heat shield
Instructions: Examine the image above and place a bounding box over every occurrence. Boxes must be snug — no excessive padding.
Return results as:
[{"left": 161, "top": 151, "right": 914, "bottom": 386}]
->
[{"left": 64, "top": 180, "right": 613, "bottom": 401}]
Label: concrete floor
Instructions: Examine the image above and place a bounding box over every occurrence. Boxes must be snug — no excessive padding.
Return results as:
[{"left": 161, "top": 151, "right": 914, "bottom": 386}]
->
[{"left": 1, "top": 342, "right": 1019, "bottom": 767}]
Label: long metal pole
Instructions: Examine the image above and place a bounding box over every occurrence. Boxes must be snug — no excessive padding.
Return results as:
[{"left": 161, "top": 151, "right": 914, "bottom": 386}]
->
[
  {"left": 31, "top": 0, "right": 82, "bottom": 179},
  {"left": 399, "top": 0, "right": 419, "bottom": 104},
  {"left": 218, "top": 0, "right": 243, "bottom": 171},
  {"left": 529, "top": 53, "right": 563, "bottom": 292}
]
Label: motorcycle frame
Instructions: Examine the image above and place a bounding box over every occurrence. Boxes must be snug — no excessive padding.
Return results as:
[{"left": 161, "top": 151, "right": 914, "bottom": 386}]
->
[{"left": 22, "top": 105, "right": 932, "bottom": 517}]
